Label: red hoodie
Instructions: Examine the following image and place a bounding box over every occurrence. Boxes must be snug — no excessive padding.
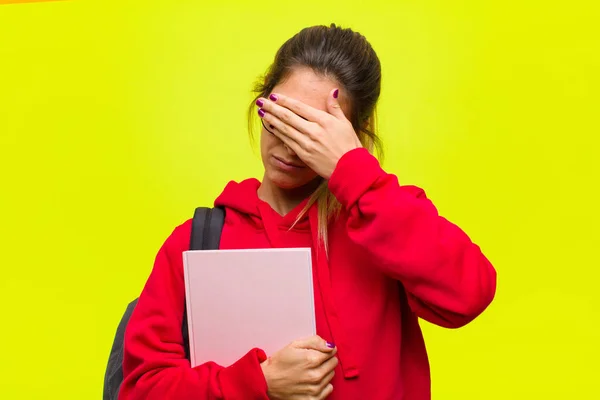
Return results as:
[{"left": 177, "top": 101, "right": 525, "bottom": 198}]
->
[{"left": 120, "top": 148, "right": 496, "bottom": 400}]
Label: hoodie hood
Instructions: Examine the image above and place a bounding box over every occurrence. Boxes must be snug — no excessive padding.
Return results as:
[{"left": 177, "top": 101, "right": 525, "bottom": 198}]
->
[
  {"left": 215, "top": 178, "right": 312, "bottom": 244},
  {"left": 214, "top": 179, "right": 263, "bottom": 220}
]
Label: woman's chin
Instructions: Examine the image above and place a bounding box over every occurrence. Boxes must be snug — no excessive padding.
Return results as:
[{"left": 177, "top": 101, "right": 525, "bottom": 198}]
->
[
  {"left": 272, "top": 176, "right": 307, "bottom": 190},
  {"left": 267, "top": 170, "right": 316, "bottom": 190}
]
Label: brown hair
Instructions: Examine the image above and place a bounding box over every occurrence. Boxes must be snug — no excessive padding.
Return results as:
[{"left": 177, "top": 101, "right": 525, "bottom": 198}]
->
[{"left": 248, "top": 23, "right": 383, "bottom": 253}]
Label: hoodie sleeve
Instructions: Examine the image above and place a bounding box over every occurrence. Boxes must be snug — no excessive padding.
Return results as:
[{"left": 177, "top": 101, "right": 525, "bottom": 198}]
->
[
  {"left": 328, "top": 148, "right": 497, "bottom": 328},
  {"left": 119, "top": 221, "right": 269, "bottom": 400}
]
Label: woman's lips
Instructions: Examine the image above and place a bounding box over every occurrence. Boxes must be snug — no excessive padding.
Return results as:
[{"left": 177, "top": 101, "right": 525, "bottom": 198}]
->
[{"left": 272, "top": 155, "right": 305, "bottom": 170}]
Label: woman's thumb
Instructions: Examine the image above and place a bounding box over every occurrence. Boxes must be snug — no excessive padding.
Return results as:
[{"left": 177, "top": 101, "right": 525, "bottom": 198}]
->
[
  {"left": 327, "top": 88, "right": 345, "bottom": 119},
  {"left": 295, "top": 335, "right": 336, "bottom": 352}
]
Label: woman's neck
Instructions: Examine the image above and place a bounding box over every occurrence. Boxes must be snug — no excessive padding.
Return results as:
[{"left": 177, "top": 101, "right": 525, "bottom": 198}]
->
[{"left": 257, "top": 176, "right": 322, "bottom": 216}]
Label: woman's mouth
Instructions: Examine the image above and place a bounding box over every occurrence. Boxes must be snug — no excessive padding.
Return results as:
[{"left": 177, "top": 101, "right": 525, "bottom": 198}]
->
[{"left": 272, "top": 156, "right": 305, "bottom": 171}]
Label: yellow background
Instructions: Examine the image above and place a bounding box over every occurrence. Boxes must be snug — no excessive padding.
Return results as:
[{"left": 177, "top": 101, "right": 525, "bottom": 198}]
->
[{"left": 1, "top": 0, "right": 598, "bottom": 398}]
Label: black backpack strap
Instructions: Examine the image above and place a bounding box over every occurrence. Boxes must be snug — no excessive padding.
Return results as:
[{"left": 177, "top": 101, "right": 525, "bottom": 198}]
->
[{"left": 190, "top": 206, "right": 225, "bottom": 250}]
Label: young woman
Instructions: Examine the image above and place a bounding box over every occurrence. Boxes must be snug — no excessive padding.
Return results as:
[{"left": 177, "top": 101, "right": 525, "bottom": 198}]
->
[{"left": 120, "top": 24, "right": 496, "bottom": 400}]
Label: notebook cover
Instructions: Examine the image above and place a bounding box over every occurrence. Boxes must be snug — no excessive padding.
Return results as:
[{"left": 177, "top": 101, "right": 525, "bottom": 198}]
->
[{"left": 183, "top": 248, "right": 316, "bottom": 367}]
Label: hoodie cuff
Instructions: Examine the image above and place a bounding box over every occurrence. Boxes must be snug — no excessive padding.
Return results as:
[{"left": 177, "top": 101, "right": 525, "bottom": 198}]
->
[
  {"left": 328, "top": 148, "right": 384, "bottom": 210},
  {"left": 218, "top": 348, "right": 269, "bottom": 400}
]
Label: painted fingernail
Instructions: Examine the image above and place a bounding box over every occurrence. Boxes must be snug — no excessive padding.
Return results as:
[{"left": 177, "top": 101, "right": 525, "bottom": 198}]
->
[
  {"left": 258, "top": 109, "right": 265, "bottom": 118},
  {"left": 326, "top": 341, "right": 335, "bottom": 348},
  {"left": 256, "top": 99, "right": 264, "bottom": 107},
  {"left": 333, "top": 89, "right": 339, "bottom": 99},
  {"left": 269, "top": 94, "right": 278, "bottom": 102}
]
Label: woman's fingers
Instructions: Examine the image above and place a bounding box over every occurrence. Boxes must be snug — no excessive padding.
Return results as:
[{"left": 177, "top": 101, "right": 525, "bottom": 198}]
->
[
  {"left": 318, "top": 352, "right": 339, "bottom": 375},
  {"left": 263, "top": 93, "right": 327, "bottom": 124},
  {"left": 258, "top": 108, "right": 309, "bottom": 153},
  {"left": 315, "top": 371, "right": 335, "bottom": 399},
  {"left": 257, "top": 96, "right": 320, "bottom": 136},
  {"left": 301, "top": 348, "right": 337, "bottom": 370},
  {"left": 292, "top": 336, "right": 336, "bottom": 353},
  {"left": 318, "top": 384, "right": 334, "bottom": 400},
  {"left": 303, "top": 352, "right": 338, "bottom": 383},
  {"left": 304, "top": 360, "right": 337, "bottom": 399}
]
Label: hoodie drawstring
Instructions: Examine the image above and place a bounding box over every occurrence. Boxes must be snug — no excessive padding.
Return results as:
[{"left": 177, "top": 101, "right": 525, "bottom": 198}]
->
[{"left": 308, "top": 207, "right": 359, "bottom": 379}]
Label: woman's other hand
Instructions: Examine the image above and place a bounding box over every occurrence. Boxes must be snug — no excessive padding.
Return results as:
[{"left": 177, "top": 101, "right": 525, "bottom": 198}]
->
[{"left": 260, "top": 335, "right": 338, "bottom": 399}]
